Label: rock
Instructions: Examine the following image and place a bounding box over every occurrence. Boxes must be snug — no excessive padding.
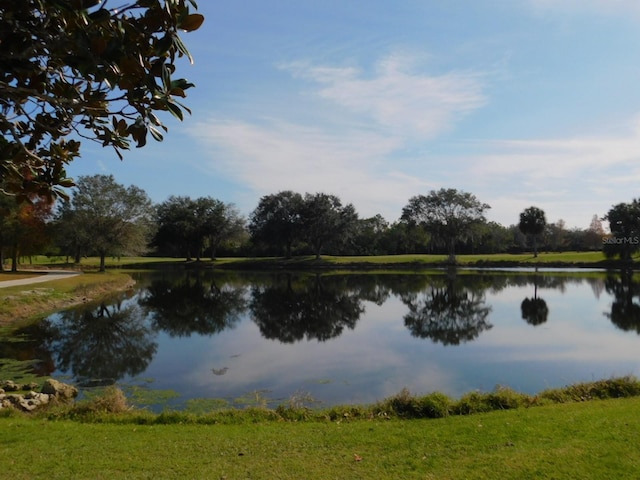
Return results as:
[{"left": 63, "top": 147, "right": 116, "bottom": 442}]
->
[
  {"left": 0, "top": 379, "right": 76, "bottom": 412},
  {"left": 41, "top": 379, "right": 78, "bottom": 402},
  {"left": 1, "top": 380, "right": 19, "bottom": 392}
]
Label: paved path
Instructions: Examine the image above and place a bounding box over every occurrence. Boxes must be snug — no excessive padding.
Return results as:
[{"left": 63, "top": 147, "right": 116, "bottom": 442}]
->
[{"left": 0, "top": 270, "right": 81, "bottom": 289}]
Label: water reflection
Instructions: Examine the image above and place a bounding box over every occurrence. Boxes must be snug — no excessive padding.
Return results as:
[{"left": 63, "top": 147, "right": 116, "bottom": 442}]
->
[
  {"left": 605, "top": 270, "right": 640, "bottom": 334},
  {"left": 140, "top": 271, "right": 247, "bottom": 337},
  {"left": 3, "top": 268, "right": 640, "bottom": 408},
  {"left": 43, "top": 297, "right": 157, "bottom": 386},
  {"left": 250, "top": 273, "right": 364, "bottom": 342},
  {"left": 521, "top": 275, "right": 549, "bottom": 326},
  {"left": 400, "top": 272, "right": 493, "bottom": 345}
]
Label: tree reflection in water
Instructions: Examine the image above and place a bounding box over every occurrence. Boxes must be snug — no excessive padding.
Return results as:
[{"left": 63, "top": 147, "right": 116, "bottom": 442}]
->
[
  {"left": 400, "top": 272, "right": 492, "bottom": 345},
  {"left": 250, "top": 273, "right": 364, "bottom": 342},
  {"left": 521, "top": 274, "right": 549, "bottom": 326},
  {"left": 140, "top": 271, "right": 247, "bottom": 337},
  {"left": 43, "top": 297, "right": 156, "bottom": 386},
  {"left": 605, "top": 270, "right": 640, "bottom": 334}
]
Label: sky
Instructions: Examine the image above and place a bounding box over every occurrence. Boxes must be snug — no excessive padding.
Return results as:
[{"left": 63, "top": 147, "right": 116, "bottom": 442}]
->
[{"left": 69, "top": 0, "right": 640, "bottom": 230}]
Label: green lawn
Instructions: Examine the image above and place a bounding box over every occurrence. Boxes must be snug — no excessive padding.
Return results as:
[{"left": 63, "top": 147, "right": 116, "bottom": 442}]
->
[{"left": 2, "top": 397, "right": 639, "bottom": 479}]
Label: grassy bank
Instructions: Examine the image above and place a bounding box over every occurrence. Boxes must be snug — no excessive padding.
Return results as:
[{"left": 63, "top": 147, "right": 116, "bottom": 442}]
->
[
  {"left": 213, "top": 251, "right": 636, "bottom": 270},
  {"left": 2, "top": 394, "right": 639, "bottom": 479},
  {"left": 6, "top": 251, "right": 633, "bottom": 271},
  {"left": 0, "top": 271, "right": 134, "bottom": 325}
]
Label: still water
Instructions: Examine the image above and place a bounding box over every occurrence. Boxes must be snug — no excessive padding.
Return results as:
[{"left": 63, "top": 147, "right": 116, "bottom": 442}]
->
[{"left": 3, "top": 269, "right": 640, "bottom": 410}]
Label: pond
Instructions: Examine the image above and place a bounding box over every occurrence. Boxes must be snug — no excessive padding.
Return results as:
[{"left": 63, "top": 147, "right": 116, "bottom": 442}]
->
[{"left": 2, "top": 268, "right": 640, "bottom": 411}]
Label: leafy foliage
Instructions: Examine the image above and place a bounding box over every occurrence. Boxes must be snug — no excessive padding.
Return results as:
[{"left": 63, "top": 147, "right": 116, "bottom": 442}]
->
[
  {"left": 0, "top": 0, "right": 203, "bottom": 201},
  {"left": 402, "top": 188, "right": 490, "bottom": 262},
  {"left": 604, "top": 199, "right": 640, "bottom": 261},
  {"left": 249, "top": 190, "right": 304, "bottom": 258},
  {"left": 58, "top": 174, "right": 155, "bottom": 271},
  {"left": 153, "top": 195, "right": 246, "bottom": 260},
  {"left": 518, "top": 206, "right": 547, "bottom": 257}
]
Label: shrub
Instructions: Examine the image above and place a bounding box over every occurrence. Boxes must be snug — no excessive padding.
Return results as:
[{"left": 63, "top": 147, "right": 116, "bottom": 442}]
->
[
  {"left": 540, "top": 376, "right": 640, "bottom": 403},
  {"left": 375, "top": 389, "right": 452, "bottom": 419}
]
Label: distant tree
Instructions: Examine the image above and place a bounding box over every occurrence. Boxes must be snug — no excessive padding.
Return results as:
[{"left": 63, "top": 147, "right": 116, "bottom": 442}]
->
[
  {"left": 350, "top": 214, "right": 390, "bottom": 255},
  {"left": 518, "top": 206, "right": 546, "bottom": 257},
  {"left": 472, "top": 221, "right": 510, "bottom": 254},
  {"left": 249, "top": 191, "right": 304, "bottom": 258},
  {"left": 154, "top": 196, "right": 245, "bottom": 261},
  {"left": 195, "top": 198, "right": 246, "bottom": 260},
  {"left": 604, "top": 200, "right": 640, "bottom": 262},
  {"left": 300, "top": 193, "right": 359, "bottom": 259},
  {"left": 0, "top": 193, "right": 53, "bottom": 271},
  {"left": 68, "top": 174, "right": 155, "bottom": 271},
  {"left": 382, "top": 221, "right": 431, "bottom": 254},
  {"left": 0, "top": 1, "right": 204, "bottom": 201},
  {"left": 546, "top": 219, "right": 567, "bottom": 252},
  {"left": 401, "top": 188, "right": 490, "bottom": 263},
  {"left": 585, "top": 214, "right": 606, "bottom": 250},
  {"left": 153, "top": 196, "right": 200, "bottom": 260},
  {"left": 51, "top": 199, "right": 92, "bottom": 264}
]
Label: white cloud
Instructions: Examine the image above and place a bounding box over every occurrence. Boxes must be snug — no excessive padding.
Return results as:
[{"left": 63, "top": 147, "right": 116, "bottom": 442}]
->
[
  {"left": 190, "top": 118, "right": 431, "bottom": 221},
  {"left": 280, "top": 53, "right": 487, "bottom": 139},
  {"left": 186, "top": 53, "right": 488, "bottom": 220}
]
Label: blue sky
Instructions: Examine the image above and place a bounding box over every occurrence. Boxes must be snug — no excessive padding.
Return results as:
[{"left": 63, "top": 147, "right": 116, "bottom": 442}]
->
[{"left": 71, "top": 0, "right": 640, "bottom": 229}]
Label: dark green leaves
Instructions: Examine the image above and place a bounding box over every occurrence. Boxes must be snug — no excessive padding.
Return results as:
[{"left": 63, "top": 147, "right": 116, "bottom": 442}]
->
[{"left": 0, "top": 0, "right": 204, "bottom": 201}]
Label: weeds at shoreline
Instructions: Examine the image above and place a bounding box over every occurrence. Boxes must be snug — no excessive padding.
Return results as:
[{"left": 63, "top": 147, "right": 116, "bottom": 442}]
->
[{"left": 30, "top": 375, "right": 640, "bottom": 425}]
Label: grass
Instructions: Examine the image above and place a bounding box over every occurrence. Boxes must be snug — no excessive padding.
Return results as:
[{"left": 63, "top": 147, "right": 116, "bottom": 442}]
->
[
  {"left": 0, "top": 270, "right": 134, "bottom": 325},
  {"left": 1, "top": 384, "right": 640, "bottom": 479}
]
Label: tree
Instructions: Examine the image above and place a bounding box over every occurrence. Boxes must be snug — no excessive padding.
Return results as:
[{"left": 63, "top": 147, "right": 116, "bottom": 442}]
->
[
  {"left": 300, "top": 193, "right": 359, "bottom": 259},
  {"left": 604, "top": 200, "right": 640, "bottom": 262},
  {"left": 0, "top": 193, "right": 53, "bottom": 271},
  {"left": 153, "top": 196, "right": 200, "bottom": 260},
  {"left": 350, "top": 214, "right": 390, "bottom": 255},
  {"left": 401, "top": 188, "right": 490, "bottom": 263},
  {"left": 68, "top": 174, "right": 155, "bottom": 271},
  {"left": 518, "top": 206, "right": 546, "bottom": 257},
  {"left": 51, "top": 198, "right": 93, "bottom": 263},
  {"left": 546, "top": 219, "right": 567, "bottom": 252},
  {"left": 584, "top": 214, "right": 605, "bottom": 250},
  {"left": 0, "top": 0, "right": 204, "bottom": 201},
  {"left": 249, "top": 191, "right": 304, "bottom": 258},
  {"left": 195, "top": 197, "right": 245, "bottom": 260},
  {"left": 154, "top": 196, "right": 245, "bottom": 261}
]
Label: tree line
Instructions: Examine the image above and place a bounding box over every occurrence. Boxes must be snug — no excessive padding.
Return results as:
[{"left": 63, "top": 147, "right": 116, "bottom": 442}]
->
[{"left": 1, "top": 174, "right": 637, "bottom": 272}]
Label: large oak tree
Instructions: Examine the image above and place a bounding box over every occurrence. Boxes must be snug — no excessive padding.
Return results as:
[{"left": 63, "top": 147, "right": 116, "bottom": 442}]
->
[
  {"left": 67, "top": 174, "right": 155, "bottom": 271},
  {"left": 401, "top": 188, "right": 490, "bottom": 263}
]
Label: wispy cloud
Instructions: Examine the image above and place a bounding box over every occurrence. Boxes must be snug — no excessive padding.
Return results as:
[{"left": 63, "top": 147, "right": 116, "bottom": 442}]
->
[
  {"left": 189, "top": 53, "right": 487, "bottom": 220},
  {"left": 190, "top": 118, "right": 431, "bottom": 220},
  {"left": 279, "top": 53, "right": 487, "bottom": 139}
]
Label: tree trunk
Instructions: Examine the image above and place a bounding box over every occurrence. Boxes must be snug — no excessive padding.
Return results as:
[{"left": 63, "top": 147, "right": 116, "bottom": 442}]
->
[
  {"left": 447, "top": 238, "right": 456, "bottom": 264},
  {"left": 99, "top": 252, "right": 106, "bottom": 272},
  {"left": 10, "top": 242, "right": 18, "bottom": 272}
]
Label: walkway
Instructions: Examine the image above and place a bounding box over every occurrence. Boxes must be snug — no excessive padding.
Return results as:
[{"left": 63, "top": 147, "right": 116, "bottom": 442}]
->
[{"left": 0, "top": 270, "right": 81, "bottom": 289}]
